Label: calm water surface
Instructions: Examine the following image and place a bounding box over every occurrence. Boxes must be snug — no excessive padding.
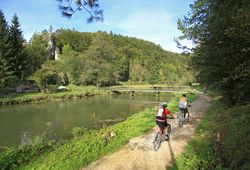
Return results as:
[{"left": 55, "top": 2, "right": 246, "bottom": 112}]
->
[{"left": 0, "top": 93, "right": 173, "bottom": 147}]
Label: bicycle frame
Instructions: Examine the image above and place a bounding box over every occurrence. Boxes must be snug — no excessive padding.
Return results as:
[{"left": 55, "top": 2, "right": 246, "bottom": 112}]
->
[
  {"left": 178, "top": 109, "right": 185, "bottom": 127},
  {"left": 153, "top": 118, "right": 172, "bottom": 151}
]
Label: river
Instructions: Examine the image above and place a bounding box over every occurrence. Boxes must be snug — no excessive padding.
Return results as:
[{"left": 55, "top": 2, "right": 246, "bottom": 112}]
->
[{"left": 0, "top": 93, "right": 173, "bottom": 148}]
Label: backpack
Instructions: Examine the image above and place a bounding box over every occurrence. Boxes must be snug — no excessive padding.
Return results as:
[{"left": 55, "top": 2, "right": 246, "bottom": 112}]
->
[{"left": 156, "top": 107, "right": 164, "bottom": 117}]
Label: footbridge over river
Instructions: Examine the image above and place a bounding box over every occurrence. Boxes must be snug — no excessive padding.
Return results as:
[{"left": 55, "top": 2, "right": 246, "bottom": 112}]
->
[{"left": 110, "top": 86, "right": 193, "bottom": 95}]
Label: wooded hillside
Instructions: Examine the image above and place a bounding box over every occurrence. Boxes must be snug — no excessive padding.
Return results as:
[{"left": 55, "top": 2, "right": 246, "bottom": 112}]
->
[{"left": 0, "top": 10, "right": 193, "bottom": 90}]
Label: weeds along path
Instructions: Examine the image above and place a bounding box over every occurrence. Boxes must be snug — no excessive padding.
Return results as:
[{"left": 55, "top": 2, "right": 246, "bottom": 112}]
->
[{"left": 82, "top": 94, "right": 212, "bottom": 170}]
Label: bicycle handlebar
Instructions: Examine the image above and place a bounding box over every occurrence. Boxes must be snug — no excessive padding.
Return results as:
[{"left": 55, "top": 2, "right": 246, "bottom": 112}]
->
[{"left": 166, "top": 115, "right": 175, "bottom": 119}]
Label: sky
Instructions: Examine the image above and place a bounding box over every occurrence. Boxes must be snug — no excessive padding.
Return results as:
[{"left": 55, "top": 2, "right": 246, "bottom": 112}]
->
[{"left": 0, "top": 0, "right": 194, "bottom": 53}]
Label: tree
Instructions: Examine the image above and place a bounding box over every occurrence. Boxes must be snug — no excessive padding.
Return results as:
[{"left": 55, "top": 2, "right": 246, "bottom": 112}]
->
[
  {"left": 57, "top": 0, "right": 103, "bottom": 23},
  {"left": 177, "top": 0, "right": 250, "bottom": 104},
  {"left": 54, "top": 29, "right": 93, "bottom": 52},
  {"left": 60, "top": 44, "right": 85, "bottom": 84},
  {"left": 0, "top": 10, "right": 14, "bottom": 87},
  {"left": 25, "top": 33, "right": 49, "bottom": 75},
  {"left": 9, "top": 14, "right": 28, "bottom": 80},
  {"left": 81, "top": 32, "right": 118, "bottom": 87},
  {"left": 32, "top": 61, "right": 61, "bottom": 92}
]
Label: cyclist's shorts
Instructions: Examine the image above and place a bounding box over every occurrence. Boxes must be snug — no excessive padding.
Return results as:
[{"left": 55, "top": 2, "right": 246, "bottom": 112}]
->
[
  {"left": 179, "top": 107, "right": 188, "bottom": 114},
  {"left": 156, "top": 121, "right": 167, "bottom": 128}
]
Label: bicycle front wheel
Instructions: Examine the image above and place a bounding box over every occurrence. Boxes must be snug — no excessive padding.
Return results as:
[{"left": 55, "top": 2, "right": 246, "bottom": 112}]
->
[{"left": 153, "top": 132, "right": 161, "bottom": 151}]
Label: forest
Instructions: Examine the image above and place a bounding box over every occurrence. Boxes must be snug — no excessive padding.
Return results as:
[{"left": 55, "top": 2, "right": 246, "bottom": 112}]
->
[{"left": 0, "top": 10, "right": 192, "bottom": 92}]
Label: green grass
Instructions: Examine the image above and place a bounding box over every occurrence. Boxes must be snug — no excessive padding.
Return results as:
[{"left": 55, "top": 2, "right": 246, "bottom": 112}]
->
[
  {"left": 13, "top": 93, "right": 198, "bottom": 170},
  {"left": 0, "top": 85, "right": 106, "bottom": 106},
  {"left": 0, "top": 84, "right": 194, "bottom": 106},
  {"left": 218, "top": 103, "right": 250, "bottom": 169}
]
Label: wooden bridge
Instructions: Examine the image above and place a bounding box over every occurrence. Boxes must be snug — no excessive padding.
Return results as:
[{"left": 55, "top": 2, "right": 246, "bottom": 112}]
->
[{"left": 110, "top": 86, "right": 192, "bottom": 95}]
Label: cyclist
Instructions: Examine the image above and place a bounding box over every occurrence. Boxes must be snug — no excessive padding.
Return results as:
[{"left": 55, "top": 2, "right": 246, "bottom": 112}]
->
[
  {"left": 156, "top": 102, "right": 173, "bottom": 140},
  {"left": 179, "top": 94, "right": 191, "bottom": 120}
]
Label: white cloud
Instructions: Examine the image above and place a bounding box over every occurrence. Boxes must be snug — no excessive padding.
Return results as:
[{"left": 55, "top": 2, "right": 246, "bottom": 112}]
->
[{"left": 103, "top": 8, "right": 191, "bottom": 53}]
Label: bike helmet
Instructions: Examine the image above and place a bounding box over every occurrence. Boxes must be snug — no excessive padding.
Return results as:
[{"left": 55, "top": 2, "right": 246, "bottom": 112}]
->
[{"left": 160, "top": 102, "right": 167, "bottom": 108}]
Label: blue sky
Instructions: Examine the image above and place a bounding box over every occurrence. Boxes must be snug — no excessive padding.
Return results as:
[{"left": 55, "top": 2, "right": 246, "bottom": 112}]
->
[{"left": 0, "top": 0, "right": 194, "bottom": 53}]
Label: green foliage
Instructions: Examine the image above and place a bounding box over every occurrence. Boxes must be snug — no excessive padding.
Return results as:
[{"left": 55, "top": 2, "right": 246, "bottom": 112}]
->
[
  {"left": 0, "top": 11, "right": 29, "bottom": 87},
  {"left": 0, "top": 135, "right": 54, "bottom": 170},
  {"left": 0, "top": 10, "right": 15, "bottom": 87},
  {"left": 81, "top": 32, "right": 118, "bottom": 87},
  {"left": 28, "top": 29, "right": 192, "bottom": 87},
  {"left": 59, "top": 45, "right": 85, "bottom": 85},
  {"left": 9, "top": 14, "right": 28, "bottom": 80},
  {"left": 178, "top": 0, "right": 250, "bottom": 104},
  {"left": 31, "top": 61, "right": 61, "bottom": 91},
  {"left": 54, "top": 29, "right": 93, "bottom": 52},
  {"left": 71, "top": 127, "right": 88, "bottom": 138},
  {"left": 218, "top": 104, "right": 250, "bottom": 169},
  {"left": 25, "top": 33, "right": 49, "bottom": 75}
]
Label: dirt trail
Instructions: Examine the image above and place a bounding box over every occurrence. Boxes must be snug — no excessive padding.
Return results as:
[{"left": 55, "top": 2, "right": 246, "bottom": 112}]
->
[{"left": 82, "top": 94, "right": 212, "bottom": 170}]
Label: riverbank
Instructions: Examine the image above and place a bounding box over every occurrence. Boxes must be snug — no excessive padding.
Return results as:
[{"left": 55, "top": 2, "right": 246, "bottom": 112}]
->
[
  {"left": 0, "top": 84, "right": 195, "bottom": 106},
  {"left": 0, "top": 85, "right": 106, "bottom": 106},
  {"left": 0, "top": 93, "right": 198, "bottom": 169},
  {"left": 170, "top": 93, "right": 250, "bottom": 169}
]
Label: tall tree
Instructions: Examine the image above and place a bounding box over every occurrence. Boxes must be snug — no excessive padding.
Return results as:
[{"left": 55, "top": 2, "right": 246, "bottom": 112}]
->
[
  {"left": 81, "top": 32, "right": 118, "bottom": 87},
  {"left": 9, "top": 14, "right": 28, "bottom": 80},
  {"left": 177, "top": 0, "right": 250, "bottom": 104},
  {"left": 25, "top": 33, "right": 49, "bottom": 75},
  {"left": 60, "top": 44, "right": 85, "bottom": 84},
  {"left": 0, "top": 10, "right": 14, "bottom": 87}
]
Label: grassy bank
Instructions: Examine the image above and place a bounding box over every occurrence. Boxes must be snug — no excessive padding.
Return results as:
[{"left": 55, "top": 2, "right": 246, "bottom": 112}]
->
[
  {"left": 0, "top": 85, "right": 106, "bottom": 106},
  {"left": 170, "top": 95, "right": 250, "bottom": 169},
  {"left": 0, "top": 93, "right": 198, "bottom": 169},
  {"left": 0, "top": 84, "right": 193, "bottom": 106}
]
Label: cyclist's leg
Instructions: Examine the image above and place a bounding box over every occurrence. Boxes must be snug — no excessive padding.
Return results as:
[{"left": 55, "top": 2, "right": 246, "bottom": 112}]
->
[
  {"left": 184, "top": 108, "right": 188, "bottom": 118},
  {"left": 164, "top": 123, "right": 171, "bottom": 141},
  {"left": 187, "top": 109, "right": 190, "bottom": 122},
  {"left": 156, "top": 121, "right": 164, "bottom": 136},
  {"left": 163, "top": 122, "right": 169, "bottom": 136}
]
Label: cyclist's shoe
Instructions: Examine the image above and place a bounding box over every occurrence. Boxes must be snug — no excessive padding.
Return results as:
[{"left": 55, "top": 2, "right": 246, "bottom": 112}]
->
[{"left": 165, "top": 135, "right": 169, "bottom": 141}]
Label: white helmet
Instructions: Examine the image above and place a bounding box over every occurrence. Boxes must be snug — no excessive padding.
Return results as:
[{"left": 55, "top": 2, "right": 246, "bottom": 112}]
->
[{"left": 160, "top": 102, "right": 167, "bottom": 107}]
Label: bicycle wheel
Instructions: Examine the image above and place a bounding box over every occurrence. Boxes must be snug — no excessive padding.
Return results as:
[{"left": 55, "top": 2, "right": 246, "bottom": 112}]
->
[
  {"left": 178, "top": 112, "right": 184, "bottom": 127},
  {"left": 167, "top": 124, "right": 171, "bottom": 135},
  {"left": 165, "top": 124, "right": 171, "bottom": 141},
  {"left": 153, "top": 132, "right": 161, "bottom": 151}
]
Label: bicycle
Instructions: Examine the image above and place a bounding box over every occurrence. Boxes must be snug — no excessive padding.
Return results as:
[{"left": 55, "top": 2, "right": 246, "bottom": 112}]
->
[
  {"left": 178, "top": 109, "right": 185, "bottom": 127},
  {"left": 153, "top": 117, "right": 172, "bottom": 151},
  {"left": 178, "top": 106, "right": 191, "bottom": 127}
]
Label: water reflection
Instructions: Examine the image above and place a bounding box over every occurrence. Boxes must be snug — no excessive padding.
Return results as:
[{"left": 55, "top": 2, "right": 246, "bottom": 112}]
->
[{"left": 0, "top": 93, "right": 173, "bottom": 147}]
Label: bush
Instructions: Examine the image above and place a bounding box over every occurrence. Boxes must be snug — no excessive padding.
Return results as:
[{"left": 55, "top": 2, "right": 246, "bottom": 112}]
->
[{"left": 0, "top": 136, "right": 54, "bottom": 170}]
